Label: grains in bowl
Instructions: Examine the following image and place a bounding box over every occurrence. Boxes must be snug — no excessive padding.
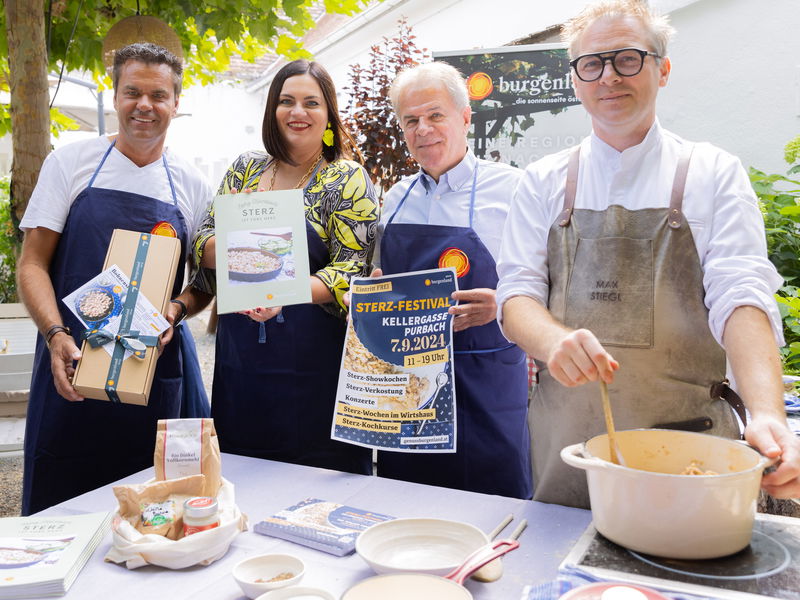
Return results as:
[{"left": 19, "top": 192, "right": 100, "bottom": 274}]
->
[
  {"left": 79, "top": 289, "right": 113, "bottom": 320},
  {"left": 228, "top": 249, "right": 281, "bottom": 274}
]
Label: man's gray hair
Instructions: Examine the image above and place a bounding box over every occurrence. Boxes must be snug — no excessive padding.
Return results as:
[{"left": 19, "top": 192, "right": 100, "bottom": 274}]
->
[
  {"left": 112, "top": 42, "right": 183, "bottom": 97},
  {"left": 390, "top": 62, "right": 469, "bottom": 112},
  {"left": 561, "top": 0, "right": 675, "bottom": 59}
]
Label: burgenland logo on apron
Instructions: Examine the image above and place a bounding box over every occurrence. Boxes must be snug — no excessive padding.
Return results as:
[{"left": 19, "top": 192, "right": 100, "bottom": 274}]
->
[
  {"left": 438, "top": 247, "right": 470, "bottom": 278},
  {"left": 151, "top": 221, "right": 177, "bottom": 237}
]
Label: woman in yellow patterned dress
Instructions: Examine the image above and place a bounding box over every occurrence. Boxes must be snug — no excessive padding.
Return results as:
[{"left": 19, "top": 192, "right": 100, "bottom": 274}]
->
[{"left": 191, "top": 60, "right": 378, "bottom": 474}]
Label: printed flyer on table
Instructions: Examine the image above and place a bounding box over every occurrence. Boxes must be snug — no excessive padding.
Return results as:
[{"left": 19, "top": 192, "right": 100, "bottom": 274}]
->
[{"left": 332, "top": 268, "right": 457, "bottom": 452}]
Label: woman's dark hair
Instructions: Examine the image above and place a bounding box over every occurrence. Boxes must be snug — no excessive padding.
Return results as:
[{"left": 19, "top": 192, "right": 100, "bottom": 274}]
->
[{"left": 262, "top": 59, "right": 361, "bottom": 166}]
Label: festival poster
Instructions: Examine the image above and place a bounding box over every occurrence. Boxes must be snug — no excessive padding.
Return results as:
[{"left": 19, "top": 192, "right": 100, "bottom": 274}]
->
[
  {"left": 435, "top": 43, "right": 589, "bottom": 168},
  {"left": 332, "top": 268, "right": 457, "bottom": 452},
  {"left": 213, "top": 190, "right": 311, "bottom": 314}
]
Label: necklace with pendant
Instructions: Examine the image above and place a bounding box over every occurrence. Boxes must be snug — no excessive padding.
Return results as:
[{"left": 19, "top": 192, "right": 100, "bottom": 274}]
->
[{"left": 269, "top": 152, "right": 323, "bottom": 191}]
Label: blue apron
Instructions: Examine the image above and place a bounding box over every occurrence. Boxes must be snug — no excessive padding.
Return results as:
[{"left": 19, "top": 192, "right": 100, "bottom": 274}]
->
[
  {"left": 210, "top": 163, "right": 372, "bottom": 475},
  {"left": 377, "top": 168, "right": 532, "bottom": 498},
  {"left": 22, "top": 141, "right": 192, "bottom": 515}
]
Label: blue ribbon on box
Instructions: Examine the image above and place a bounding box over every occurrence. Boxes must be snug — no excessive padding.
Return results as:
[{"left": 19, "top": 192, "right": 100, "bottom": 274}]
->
[{"left": 82, "top": 233, "right": 157, "bottom": 403}]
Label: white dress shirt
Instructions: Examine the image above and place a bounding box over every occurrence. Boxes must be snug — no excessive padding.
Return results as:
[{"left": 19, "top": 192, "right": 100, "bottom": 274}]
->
[
  {"left": 380, "top": 149, "right": 521, "bottom": 263},
  {"left": 496, "top": 120, "right": 784, "bottom": 346}
]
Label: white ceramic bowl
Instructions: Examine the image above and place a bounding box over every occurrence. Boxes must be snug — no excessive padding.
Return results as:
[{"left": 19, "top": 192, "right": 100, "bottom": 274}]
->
[
  {"left": 232, "top": 553, "right": 305, "bottom": 599},
  {"left": 255, "top": 587, "right": 335, "bottom": 600},
  {"left": 356, "top": 517, "right": 489, "bottom": 576}
]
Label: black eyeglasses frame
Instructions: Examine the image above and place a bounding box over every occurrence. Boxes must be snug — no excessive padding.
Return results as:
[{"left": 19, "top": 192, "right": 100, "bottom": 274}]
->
[{"left": 569, "top": 47, "right": 662, "bottom": 82}]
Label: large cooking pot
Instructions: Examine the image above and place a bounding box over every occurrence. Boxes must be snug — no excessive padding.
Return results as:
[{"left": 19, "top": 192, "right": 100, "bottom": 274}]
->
[{"left": 561, "top": 429, "right": 774, "bottom": 559}]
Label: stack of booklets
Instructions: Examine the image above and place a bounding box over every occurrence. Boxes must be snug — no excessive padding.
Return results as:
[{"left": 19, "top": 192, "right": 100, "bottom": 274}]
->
[
  {"left": 0, "top": 512, "right": 111, "bottom": 598},
  {"left": 254, "top": 498, "right": 394, "bottom": 556}
]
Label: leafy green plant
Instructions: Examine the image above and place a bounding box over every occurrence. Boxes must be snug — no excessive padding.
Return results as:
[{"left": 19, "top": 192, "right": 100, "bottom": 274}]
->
[
  {"left": 0, "top": 177, "right": 19, "bottom": 303},
  {"left": 753, "top": 134, "right": 800, "bottom": 372}
]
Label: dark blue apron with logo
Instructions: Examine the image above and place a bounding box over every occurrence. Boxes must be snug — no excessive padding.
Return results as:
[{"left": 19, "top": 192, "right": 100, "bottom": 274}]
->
[
  {"left": 377, "top": 169, "right": 532, "bottom": 498},
  {"left": 210, "top": 163, "right": 372, "bottom": 475},
  {"left": 22, "top": 141, "right": 192, "bottom": 515}
]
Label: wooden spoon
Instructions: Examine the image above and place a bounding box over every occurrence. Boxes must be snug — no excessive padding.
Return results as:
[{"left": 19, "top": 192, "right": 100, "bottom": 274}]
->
[{"left": 600, "top": 381, "right": 625, "bottom": 465}]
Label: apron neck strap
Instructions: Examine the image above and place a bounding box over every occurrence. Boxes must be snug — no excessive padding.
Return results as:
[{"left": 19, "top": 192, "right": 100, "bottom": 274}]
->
[
  {"left": 386, "top": 176, "right": 419, "bottom": 226},
  {"left": 88, "top": 139, "right": 178, "bottom": 207},
  {"left": 467, "top": 162, "right": 478, "bottom": 229},
  {"left": 88, "top": 139, "right": 117, "bottom": 189},
  {"left": 558, "top": 145, "right": 581, "bottom": 227},
  {"left": 388, "top": 161, "right": 480, "bottom": 228},
  {"left": 668, "top": 144, "right": 694, "bottom": 229}
]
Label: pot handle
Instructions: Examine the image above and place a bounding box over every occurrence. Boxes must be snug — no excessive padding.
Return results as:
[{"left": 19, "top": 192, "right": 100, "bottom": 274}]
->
[
  {"left": 735, "top": 440, "right": 780, "bottom": 474},
  {"left": 444, "top": 539, "right": 519, "bottom": 585},
  {"left": 560, "top": 442, "right": 609, "bottom": 471}
]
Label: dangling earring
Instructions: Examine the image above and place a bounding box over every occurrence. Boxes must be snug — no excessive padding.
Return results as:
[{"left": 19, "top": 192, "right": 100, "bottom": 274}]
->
[{"left": 322, "top": 122, "right": 334, "bottom": 147}]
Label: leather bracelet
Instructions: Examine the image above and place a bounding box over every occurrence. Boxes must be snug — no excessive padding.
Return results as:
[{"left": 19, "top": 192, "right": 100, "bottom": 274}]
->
[
  {"left": 170, "top": 299, "right": 187, "bottom": 327},
  {"left": 45, "top": 325, "right": 71, "bottom": 346}
]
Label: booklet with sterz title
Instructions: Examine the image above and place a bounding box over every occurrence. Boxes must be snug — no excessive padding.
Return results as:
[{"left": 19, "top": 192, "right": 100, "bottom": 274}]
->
[
  {"left": 331, "top": 268, "right": 458, "bottom": 452},
  {"left": 254, "top": 498, "right": 394, "bottom": 556},
  {"left": 0, "top": 511, "right": 111, "bottom": 599}
]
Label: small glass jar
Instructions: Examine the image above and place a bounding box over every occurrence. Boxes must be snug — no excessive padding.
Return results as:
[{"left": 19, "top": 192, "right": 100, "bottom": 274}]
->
[{"left": 183, "top": 496, "right": 220, "bottom": 537}]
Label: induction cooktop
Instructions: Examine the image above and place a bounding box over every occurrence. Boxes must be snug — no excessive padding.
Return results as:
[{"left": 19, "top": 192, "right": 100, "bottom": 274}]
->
[{"left": 561, "top": 513, "right": 800, "bottom": 600}]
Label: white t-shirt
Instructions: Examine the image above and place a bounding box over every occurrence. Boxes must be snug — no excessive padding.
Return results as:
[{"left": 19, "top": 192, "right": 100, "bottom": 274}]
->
[
  {"left": 496, "top": 120, "right": 784, "bottom": 347},
  {"left": 21, "top": 136, "right": 212, "bottom": 244}
]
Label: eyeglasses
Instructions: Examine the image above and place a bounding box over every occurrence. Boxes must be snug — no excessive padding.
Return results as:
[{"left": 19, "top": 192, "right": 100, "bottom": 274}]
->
[{"left": 570, "top": 47, "right": 661, "bottom": 82}]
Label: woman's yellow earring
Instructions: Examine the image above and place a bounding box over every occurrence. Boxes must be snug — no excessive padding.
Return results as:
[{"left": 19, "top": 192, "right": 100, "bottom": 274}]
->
[{"left": 322, "top": 122, "right": 334, "bottom": 147}]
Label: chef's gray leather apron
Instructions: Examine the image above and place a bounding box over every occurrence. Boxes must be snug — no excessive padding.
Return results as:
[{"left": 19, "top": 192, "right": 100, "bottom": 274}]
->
[{"left": 532, "top": 145, "right": 740, "bottom": 509}]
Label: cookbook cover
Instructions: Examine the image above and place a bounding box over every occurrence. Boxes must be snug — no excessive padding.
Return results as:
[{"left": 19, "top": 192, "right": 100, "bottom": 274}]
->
[
  {"left": 253, "top": 498, "right": 394, "bottom": 556},
  {"left": 332, "top": 268, "right": 458, "bottom": 452},
  {"left": 213, "top": 190, "right": 311, "bottom": 314},
  {"left": 0, "top": 511, "right": 111, "bottom": 598}
]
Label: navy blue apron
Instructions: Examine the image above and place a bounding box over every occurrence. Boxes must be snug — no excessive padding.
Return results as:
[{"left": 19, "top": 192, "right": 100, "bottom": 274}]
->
[
  {"left": 377, "top": 167, "right": 532, "bottom": 498},
  {"left": 22, "top": 141, "right": 191, "bottom": 515},
  {"left": 210, "top": 162, "right": 372, "bottom": 475},
  {"left": 179, "top": 328, "right": 210, "bottom": 418}
]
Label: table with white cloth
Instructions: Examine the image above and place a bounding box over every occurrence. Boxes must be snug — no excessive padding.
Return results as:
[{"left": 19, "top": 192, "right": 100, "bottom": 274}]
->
[{"left": 43, "top": 453, "right": 592, "bottom": 599}]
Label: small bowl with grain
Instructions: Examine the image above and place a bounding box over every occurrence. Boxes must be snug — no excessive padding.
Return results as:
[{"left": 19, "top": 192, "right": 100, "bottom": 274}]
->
[{"left": 232, "top": 553, "right": 305, "bottom": 599}]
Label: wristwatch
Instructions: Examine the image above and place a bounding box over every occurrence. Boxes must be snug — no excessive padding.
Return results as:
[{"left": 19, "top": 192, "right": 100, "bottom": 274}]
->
[{"left": 170, "top": 299, "right": 188, "bottom": 327}]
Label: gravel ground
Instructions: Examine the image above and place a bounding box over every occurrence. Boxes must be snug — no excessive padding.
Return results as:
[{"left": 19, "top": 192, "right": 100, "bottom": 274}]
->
[{"left": 0, "top": 310, "right": 216, "bottom": 518}]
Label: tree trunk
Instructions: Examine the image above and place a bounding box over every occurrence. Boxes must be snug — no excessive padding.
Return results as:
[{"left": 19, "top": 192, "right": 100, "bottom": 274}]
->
[{"left": 4, "top": 0, "right": 50, "bottom": 236}]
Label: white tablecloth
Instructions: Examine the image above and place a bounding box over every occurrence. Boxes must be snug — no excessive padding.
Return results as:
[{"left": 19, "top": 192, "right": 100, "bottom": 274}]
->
[{"left": 44, "top": 453, "right": 592, "bottom": 599}]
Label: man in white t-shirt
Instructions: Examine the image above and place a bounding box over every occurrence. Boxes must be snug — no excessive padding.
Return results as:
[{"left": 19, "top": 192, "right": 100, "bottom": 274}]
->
[
  {"left": 497, "top": 0, "right": 800, "bottom": 507},
  {"left": 17, "top": 42, "right": 213, "bottom": 514}
]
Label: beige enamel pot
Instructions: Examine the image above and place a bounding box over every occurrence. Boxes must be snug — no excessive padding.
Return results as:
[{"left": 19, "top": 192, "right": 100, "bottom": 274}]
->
[{"left": 561, "top": 429, "right": 774, "bottom": 560}]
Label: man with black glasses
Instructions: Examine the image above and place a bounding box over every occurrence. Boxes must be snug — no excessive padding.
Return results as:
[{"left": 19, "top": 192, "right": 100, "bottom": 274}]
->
[{"left": 496, "top": 0, "right": 800, "bottom": 508}]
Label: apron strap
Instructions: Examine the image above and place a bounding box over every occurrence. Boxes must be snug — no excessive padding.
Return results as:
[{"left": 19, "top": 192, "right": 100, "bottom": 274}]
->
[
  {"left": 668, "top": 143, "right": 694, "bottom": 229},
  {"left": 161, "top": 152, "right": 179, "bottom": 207},
  {"left": 88, "top": 139, "right": 117, "bottom": 188},
  {"left": 710, "top": 379, "right": 748, "bottom": 431},
  {"left": 558, "top": 146, "right": 581, "bottom": 227},
  {"left": 386, "top": 177, "right": 419, "bottom": 226}
]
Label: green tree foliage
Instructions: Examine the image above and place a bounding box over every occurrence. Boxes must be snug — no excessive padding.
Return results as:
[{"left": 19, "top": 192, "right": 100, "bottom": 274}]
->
[
  {"left": 754, "top": 135, "right": 800, "bottom": 372},
  {"left": 0, "top": 0, "right": 367, "bottom": 132}
]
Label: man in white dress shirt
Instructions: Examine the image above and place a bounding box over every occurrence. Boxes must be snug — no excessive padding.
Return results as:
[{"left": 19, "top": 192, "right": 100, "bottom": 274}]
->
[
  {"left": 497, "top": 0, "right": 800, "bottom": 507},
  {"left": 375, "top": 62, "right": 532, "bottom": 498}
]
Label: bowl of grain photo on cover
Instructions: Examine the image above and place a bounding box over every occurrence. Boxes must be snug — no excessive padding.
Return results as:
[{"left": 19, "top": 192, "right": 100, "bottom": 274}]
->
[{"left": 226, "top": 228, "right": 291, "bottom": 284}]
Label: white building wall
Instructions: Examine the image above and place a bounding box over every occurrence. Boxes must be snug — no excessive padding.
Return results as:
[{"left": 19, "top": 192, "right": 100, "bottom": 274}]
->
[
  {"left": 659, "top": 0, "right": 800, "bottom": 174},
  {"left": 315, "top": 0, "right": 800, "bottom": 174}
]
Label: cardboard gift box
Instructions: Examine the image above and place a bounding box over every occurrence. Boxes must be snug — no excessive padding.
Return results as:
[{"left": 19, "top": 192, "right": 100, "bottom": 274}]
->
[{"left": 72, "top": 229, "right": 181, "bottom": 405}]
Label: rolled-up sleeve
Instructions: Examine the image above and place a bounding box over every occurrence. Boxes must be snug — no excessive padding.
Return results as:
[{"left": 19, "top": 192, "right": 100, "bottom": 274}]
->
[
  {"left": 496, "top": 153, "right": 566, "bottom": 330},
  {"left": 698, "top": 149, "right": 784, "bottom": 346}
]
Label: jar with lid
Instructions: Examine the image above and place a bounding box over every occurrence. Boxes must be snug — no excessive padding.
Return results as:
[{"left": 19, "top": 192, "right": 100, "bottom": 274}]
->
[{"left": 183, "top": 497, "right": 220, "bottom": 536}]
